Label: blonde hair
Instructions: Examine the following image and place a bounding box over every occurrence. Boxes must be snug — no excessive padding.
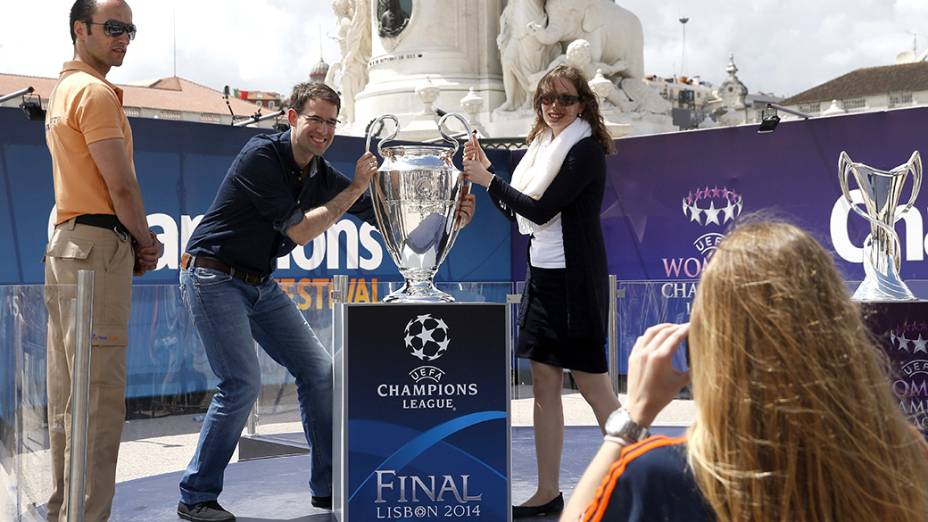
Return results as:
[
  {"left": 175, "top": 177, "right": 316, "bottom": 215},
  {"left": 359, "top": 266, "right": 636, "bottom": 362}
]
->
[{"left": 687, "top": 221, "right": 928, "bottom": 522}]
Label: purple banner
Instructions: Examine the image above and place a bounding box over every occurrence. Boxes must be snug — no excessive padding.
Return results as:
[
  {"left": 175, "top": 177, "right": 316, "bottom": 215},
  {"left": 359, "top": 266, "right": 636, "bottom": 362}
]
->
[{"left": 510, "top": 107, "right": 928, "bottom": 291}]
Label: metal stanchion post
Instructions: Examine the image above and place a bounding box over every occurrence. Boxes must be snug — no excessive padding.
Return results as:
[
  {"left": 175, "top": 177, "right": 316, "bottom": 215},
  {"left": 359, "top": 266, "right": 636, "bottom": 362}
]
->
[
  {"left": 331, "top": 275, "right": 349, "bottom": 304},
  {"left": 12, "top": 293, "right": 24, "bottom": 518},
  {"left": 506, "top": 290, "right": 522, "bottom": 397},
  {"left": 245, "top": 340, "right": 260, "bottom": 437},
  {"left": 67, "top": 270, "right": 94, "bottom": 522},
  {"left": 608, "top": 275, "right": 619, "bottom": 395},
  {"left": 331, "top": 274, "right": 349, "bottom": 516}
]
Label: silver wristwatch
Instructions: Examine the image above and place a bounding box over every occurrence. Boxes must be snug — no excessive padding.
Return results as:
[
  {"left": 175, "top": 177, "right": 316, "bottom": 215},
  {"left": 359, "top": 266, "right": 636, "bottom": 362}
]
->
[{"left": 604, "top": 408, "right": 650, "bottom": 444}]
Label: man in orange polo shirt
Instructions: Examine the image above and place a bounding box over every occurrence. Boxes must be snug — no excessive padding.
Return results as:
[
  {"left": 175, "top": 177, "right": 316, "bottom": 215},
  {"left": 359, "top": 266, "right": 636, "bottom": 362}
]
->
[{"left": 43, "top": 1, "right": 162, "bottom": 520}]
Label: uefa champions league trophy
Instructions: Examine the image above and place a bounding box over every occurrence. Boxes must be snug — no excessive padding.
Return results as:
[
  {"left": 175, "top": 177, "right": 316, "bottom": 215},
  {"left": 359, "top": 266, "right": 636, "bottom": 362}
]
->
[
  {"left": 365, "top": 113, "right": 473, "bottom": 302},
  {"left": 839, "top": 150, "right": 922, "bottom": 301}
]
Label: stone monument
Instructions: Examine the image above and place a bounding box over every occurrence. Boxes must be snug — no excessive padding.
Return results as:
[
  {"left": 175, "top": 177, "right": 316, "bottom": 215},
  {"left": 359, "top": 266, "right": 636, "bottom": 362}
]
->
[{"left": 328, "top": 0, "right": 673, "bottom": 140}]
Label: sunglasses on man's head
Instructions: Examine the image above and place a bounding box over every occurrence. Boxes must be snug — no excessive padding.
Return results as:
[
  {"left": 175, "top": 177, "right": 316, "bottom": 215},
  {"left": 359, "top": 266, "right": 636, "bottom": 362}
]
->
[{"left": 87, "top": 19, "right": 137, "bottom": 40}]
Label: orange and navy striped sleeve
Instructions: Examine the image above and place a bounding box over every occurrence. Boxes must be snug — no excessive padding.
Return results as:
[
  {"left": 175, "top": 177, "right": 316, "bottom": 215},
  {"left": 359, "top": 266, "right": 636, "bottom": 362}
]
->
[{"left": 580, "top": 435, "right": 711, "bottom": 522}]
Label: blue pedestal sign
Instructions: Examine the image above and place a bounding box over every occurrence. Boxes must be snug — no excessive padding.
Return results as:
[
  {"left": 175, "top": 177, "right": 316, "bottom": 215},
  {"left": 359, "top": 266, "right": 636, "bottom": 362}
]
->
[{"left": 333, "top": 303, "right": 511, "bottom": 521}]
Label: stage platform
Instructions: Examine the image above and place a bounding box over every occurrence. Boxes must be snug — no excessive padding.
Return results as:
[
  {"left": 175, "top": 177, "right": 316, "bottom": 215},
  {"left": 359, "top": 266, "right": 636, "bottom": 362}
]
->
[{"left": 107, "top": 425, "right": 684, "bottom": 521}]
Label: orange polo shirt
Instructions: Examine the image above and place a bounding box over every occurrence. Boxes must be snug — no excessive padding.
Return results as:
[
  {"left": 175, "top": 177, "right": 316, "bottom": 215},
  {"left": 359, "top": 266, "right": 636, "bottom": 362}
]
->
[{"left": 45, "top": 60, "right": 134, "bottom": 224}]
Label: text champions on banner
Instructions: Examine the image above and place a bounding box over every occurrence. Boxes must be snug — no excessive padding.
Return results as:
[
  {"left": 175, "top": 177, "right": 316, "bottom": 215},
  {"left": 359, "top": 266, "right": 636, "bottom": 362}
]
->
[{"left": 47, "top": 209, "right": 385, "bottom": 274}]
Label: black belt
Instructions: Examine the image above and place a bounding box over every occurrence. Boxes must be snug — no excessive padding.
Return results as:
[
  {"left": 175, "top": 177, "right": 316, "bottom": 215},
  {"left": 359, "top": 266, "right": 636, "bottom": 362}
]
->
[
  {"left": 74, "top": 214, "right": 129, "bottom": 236},
  {"left": 180, "top": 252, "right": 269, "bottom": 285}
]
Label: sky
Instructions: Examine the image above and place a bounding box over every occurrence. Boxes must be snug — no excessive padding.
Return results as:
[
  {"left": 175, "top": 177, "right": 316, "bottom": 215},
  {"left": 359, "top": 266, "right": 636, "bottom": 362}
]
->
[{"left": 1, "top": 0, "right": 927, "bottom": 98}]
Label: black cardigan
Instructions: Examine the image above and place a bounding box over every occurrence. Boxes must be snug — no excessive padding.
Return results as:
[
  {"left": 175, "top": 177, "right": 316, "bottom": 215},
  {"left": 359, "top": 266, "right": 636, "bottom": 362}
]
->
[{"left": 487, "top": 136, "right": 609, "bottom": 343}]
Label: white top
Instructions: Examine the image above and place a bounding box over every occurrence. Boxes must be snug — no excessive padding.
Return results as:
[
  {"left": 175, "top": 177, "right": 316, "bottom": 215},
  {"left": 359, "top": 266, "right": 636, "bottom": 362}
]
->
[{"left": 530, "top": 214, "right": 566, "bottom": 268}]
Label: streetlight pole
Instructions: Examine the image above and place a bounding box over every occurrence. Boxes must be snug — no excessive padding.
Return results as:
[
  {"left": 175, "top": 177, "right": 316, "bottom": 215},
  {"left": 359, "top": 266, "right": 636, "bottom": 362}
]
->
[{"left": 679, "top": 17, "right": 689, "bottom": 78}]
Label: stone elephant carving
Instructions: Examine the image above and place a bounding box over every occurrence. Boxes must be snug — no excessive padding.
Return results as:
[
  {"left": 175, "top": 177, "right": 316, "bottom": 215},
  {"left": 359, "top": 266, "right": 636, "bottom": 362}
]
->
[{"left": 528, "top": 0, "right": 644, "bottom": 80}]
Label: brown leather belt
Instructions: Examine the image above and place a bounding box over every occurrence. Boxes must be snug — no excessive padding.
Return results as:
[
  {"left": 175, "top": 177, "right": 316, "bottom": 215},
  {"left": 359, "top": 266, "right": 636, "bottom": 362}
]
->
[{"left": 180, "top": 252, "right": 268, "bottom": 285}]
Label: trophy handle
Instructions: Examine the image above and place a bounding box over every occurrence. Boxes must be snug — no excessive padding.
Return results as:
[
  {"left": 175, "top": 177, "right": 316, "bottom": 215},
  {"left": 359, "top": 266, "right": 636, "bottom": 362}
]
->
[
  {"left": 437, "top": 112, "right": 473, "bottom": 158},
  {"left": 899, "top": 150, "right": 922, "bottom": 216},
  {"left": 365, "top": 114, "right": 399, "bottom": 157},
  {"left": 838, "top": 151, "right": 872, "bottom": 222}
]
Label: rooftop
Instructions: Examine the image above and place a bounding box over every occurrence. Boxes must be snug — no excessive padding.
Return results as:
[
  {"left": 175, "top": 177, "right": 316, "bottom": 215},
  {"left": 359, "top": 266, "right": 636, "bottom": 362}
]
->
[
  {"left": 0, "top": 71, "right": 269, "bottom": 117},
  {"left": 781, "top": 61, "right": 928, "bottom": 105}
]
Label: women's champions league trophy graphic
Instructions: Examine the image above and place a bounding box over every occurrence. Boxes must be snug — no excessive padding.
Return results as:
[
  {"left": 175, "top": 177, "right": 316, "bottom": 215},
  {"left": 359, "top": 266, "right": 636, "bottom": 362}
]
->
[
  {"left": 365, "top": 113, "right": 473, "bottom": 302},
  {"left": 839, "top": 150, "right": 923, "bottom": 301}
]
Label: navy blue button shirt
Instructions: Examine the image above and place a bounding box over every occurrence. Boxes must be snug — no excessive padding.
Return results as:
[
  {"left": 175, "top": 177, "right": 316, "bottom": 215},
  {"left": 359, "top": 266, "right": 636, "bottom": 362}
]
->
[{"left": 186, "top": 129, "right": 376, "bottom": 275}]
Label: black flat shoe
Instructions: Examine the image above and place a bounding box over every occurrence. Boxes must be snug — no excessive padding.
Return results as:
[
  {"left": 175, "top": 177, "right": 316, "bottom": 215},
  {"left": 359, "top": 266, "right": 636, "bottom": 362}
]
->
[
  {"left": 512, "top": 492, "right": 564, "bottom": 518},
  {"left": 311, "top": 495, "right": 332, "bottom": 509}
]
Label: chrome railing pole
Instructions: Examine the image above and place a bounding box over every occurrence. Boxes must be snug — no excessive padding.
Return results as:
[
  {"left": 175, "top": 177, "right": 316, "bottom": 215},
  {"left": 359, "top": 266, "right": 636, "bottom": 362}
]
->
[
  {"left": 506, "top": 290, "right": 522, "bottom": 398},
  {"left": 330, "top": 274, "right": 350, "bottom": 517},
  {"left": 67, "top": 270, "right": 94, "bottom": 522},
  {"left": 608, "top": 275, "right": 619, "bottom": 395},
  {"left": 245, "top": 340, "right": 260, "bottom": 437},
  {"left": 12, "top": 292, "right": 24, "bottom": 519},
  {"left": 331, "top": 275, "right": 349, "bottom": 304}
]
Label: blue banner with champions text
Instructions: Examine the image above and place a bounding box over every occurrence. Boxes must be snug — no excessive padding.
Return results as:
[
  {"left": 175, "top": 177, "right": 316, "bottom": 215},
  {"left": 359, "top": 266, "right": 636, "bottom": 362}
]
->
[{"left": 0, "top": 107, "right": 513, "bottom": 287}]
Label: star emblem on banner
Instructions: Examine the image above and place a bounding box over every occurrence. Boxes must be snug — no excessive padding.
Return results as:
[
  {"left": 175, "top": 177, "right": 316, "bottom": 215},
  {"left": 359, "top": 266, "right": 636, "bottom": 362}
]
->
[
  {"left": 681, "top": 186, "right": 743, "bottom": 227},
  {"left": 914, "top": 334, "right": 928, "bottom": 354}
]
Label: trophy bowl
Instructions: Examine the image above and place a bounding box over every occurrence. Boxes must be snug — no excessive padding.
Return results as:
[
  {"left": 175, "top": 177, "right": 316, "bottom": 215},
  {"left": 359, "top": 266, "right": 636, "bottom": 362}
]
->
[
  {"left": 366, "top": 113, "right": 472, "bottom": 302},
  {"left": 839, "top": 150, "right": 922, "bottom": 301}
]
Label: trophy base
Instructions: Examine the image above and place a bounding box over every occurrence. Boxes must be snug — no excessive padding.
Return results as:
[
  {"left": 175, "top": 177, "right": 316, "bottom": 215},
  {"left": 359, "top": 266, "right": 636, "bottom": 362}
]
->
[
  {"left": 852, "top": 278, "right": 917, "bottom": 301},
  {"left": 383, "top": 280, "right": 455, "bottom": 303}
]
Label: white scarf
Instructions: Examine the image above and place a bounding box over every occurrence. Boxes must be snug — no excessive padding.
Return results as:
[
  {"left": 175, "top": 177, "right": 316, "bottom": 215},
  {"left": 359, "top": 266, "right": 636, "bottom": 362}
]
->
[{"left": 511, "top": 118, "right": 592, "bottom": 235}]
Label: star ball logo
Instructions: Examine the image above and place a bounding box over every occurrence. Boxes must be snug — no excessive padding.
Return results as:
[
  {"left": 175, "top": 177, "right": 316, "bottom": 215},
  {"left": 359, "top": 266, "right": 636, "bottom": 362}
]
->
[
  {"left": 405, "top": 313, "right": 450, "bottom": 383},
  {"left": 889, "top": 322, "right": 928, "bottom": 430},
  {"left": 405, "top": 313, "right": 450, "bottom": 361}
]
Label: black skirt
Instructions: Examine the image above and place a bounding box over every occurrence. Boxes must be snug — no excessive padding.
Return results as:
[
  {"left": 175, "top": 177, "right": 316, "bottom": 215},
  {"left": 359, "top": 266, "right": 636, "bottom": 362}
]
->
[{"left": 516, "top": 266, "right": 608, "bottom": 374}]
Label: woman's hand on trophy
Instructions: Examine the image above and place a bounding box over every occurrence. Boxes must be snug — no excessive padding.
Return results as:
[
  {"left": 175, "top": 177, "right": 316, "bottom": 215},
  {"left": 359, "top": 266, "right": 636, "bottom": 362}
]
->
[
  {"left": 463, "top": 131, "right": 491, "bottom": 169},
  {"left": 455, "top": 193, "right": 476, "bottom": 229},
  {"left": 353, "top": 151, "right": 379, "bottom": 188},
  {"left": 463, "top": 158, "right": 494, "bottom": 188}
]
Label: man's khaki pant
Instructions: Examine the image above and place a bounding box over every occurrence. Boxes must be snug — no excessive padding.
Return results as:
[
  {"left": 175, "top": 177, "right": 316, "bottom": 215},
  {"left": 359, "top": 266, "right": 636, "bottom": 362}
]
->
[{"left": 44, "top": 219, "right": 133, "bottom": 522}]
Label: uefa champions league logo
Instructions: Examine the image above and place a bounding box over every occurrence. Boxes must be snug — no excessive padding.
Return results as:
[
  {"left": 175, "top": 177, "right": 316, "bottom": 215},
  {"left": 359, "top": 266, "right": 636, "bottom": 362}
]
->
[
  {"left": 682, "top": 186, "right": 743, "bottom": 227},
  {"left": 404, "top": 314, "right": 451, "bottom": 361},
  {"left": 405, "top": 313, "right": 451, "bottom": 383}
]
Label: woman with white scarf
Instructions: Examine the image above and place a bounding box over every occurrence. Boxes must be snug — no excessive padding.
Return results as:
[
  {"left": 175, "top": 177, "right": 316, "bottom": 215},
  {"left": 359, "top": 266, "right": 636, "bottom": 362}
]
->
[{"left": 463, "top": 65, "right": 619, "bottom": 519}]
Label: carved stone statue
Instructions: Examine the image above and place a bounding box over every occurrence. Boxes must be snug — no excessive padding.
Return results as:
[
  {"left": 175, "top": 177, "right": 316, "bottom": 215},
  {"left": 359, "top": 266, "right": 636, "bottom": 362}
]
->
[
  {"left": 530, "top": 39, "right": 632, "bottom": 109},
  {"left": 324, "top": 0, "right": 354, "bottom": 88},
  {"left": 527, "top": 0, "right": 645, "bottom": 80},
  {"left": 496, "top": 0, "right": 558, "bottom": 112},
  {"left": 337, "top": 0, "right": 372, "bottom": 124},
  {"left": 522, "top": 2, "right": 669, "bottom": 116},
  {"left": 618, "top": 78, "right": 671, "bottom": 115},
  {"left": 378, "top": 0, "right": 410, "bottom": 38}
]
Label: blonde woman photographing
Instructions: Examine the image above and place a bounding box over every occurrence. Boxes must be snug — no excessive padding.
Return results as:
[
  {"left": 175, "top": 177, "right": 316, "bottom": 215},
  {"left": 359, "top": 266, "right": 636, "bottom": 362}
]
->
[{"left": 564, "top": 221, "right": 928, "bottom": 522}]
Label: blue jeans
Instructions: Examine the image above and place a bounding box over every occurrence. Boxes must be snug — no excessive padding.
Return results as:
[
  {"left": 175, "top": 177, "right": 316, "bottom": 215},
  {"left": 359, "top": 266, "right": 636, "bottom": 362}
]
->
[{"left": 178, "top": 266, "right": 333, "bottom": 504}]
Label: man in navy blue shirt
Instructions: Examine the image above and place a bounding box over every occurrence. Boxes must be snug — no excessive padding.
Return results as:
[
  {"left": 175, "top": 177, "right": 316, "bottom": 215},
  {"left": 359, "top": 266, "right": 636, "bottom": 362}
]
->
[{"left": 176, "top": 81, "right": 476, "bottom": 522}]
